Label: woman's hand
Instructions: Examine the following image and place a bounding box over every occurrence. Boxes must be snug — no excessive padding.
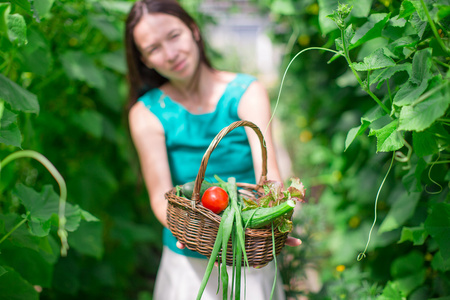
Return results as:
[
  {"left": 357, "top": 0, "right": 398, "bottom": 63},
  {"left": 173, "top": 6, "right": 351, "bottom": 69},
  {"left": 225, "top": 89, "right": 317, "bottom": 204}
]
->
[
  {"left": 285, "top": 236, "right": 302, "bottom": 247},
  {"left": 176, "top": 241, "right": 186, "bottom": 249}
]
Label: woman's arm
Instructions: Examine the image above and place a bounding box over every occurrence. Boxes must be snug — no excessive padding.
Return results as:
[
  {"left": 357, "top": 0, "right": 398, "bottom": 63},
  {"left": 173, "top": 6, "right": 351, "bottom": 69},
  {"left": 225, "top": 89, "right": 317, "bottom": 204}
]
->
[
  {"left": 238, "top": 80, "right": 282, "bottom": 184},
  {"left": 128, "top": 102, "right": 173, "bottom": 228}
]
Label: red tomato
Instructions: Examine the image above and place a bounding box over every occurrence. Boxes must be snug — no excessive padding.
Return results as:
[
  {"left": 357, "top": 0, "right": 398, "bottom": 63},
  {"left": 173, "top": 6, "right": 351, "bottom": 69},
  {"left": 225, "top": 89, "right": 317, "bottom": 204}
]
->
[{"left": 201, "top": 186, "right": 229, "bottom": 214}]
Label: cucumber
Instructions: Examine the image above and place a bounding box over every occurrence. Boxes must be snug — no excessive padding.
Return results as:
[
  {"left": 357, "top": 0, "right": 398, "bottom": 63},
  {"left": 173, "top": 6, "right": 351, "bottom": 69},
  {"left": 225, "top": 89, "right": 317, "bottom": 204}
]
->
[
  {"left": 181, "top": 180, "right": 215, "bottom": 199},
  {"left": 241, "top": 199, "right": 296, "bottom": 229}
]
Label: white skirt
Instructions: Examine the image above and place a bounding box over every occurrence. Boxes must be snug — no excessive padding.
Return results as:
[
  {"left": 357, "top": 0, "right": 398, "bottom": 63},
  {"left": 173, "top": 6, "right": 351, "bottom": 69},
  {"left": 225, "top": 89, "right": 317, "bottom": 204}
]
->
[{"left": 153, "top": 246, "right": 286, "bottom": 300}]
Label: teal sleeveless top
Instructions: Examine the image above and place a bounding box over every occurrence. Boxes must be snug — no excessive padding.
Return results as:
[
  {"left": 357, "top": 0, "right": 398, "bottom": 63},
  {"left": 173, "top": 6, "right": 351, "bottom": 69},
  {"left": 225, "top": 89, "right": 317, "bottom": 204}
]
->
[{"left": 138, "top": 73, "right": 257, "bottom": 258}]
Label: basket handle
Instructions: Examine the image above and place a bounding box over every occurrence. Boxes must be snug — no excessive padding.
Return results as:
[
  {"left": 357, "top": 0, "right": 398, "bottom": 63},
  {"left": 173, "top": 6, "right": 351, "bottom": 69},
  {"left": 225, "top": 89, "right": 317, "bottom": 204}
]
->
[{"left": 191, "top": 120, "right": 268, "bottom": 203}]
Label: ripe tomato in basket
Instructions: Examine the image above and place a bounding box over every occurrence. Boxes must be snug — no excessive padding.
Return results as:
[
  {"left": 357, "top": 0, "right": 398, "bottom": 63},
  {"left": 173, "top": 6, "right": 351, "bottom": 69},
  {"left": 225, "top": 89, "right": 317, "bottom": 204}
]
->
[{"left": 201, "top": 186, "right": 229, "bottom": 214}]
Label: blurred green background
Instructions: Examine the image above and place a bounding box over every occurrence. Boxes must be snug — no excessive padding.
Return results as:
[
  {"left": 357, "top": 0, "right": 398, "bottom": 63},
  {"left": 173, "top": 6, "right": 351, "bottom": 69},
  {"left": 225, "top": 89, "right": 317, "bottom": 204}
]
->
[{"left": 1, "top": 0, "right": 449, "bottom": 299}]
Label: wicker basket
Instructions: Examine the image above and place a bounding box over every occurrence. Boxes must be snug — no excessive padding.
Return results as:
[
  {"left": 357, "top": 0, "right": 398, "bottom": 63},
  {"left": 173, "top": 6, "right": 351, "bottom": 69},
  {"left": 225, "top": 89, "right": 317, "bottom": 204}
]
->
[{"left": 165, "top": 120, "right": 290, "bottom": 266}]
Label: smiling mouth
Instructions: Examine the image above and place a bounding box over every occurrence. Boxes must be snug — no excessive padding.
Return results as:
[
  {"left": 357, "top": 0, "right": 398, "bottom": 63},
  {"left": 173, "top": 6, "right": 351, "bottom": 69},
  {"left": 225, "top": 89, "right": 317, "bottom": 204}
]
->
[{"left": 172, "top": 60, "right": 186, "bottom": 71}]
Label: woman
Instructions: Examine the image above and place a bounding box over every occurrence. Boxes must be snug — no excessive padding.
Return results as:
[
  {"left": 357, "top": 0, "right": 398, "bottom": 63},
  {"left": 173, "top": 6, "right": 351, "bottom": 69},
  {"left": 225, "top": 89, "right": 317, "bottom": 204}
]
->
[{"left": 125, "top": 0, "right": 300, "bottom": 299}]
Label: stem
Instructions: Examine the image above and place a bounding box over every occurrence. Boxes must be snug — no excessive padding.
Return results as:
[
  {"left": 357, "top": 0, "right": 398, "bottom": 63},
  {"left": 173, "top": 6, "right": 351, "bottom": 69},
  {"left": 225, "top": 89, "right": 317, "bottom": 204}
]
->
[
  {"left": 266, "top": 47, "right": 342, "bottom": 137},
  {"left": 341, "top": 28, "right": 391, "bottom": 114},
  {"left": 0, "top": 215, "right": 28, "bottom": 244},
  {"left": 420, "top": 0, "right": 450, "bottom": 55},
  {"left": 430, "top": 160, "right": 450, "bottom": 164},
  {"left": 387, "top": 80, "right": 393, "bottom": 109},
  {"left": 357, "top": 153, "right": 395, "bottom": 261},
  {"left": 1, "top": 150, "right": 69, "bottom": 256},
  {"left": 411, "top": 80, "right": 450, "bottom": 106},
  {"left": 433, "top": 58, "right": 450, "bottom": 69}
]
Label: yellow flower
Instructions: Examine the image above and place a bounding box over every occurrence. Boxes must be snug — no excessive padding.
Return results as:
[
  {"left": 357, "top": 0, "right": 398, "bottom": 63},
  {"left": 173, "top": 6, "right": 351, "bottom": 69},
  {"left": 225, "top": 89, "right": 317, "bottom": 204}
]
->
[
  {"left": 299, "top": 130, "right": 313, "bottom": 143},
  {"left": 306, "top": 3, "right": 319, "bottom": 15},
  {"left": 380, "top": 0, "right": 391, "bottom": 7},
  {"left": 336, "top": 265, "right": 346, "bottom": 272},
  {"left": 298, "top": 34, "right": 310, "bottom": 47},
  {"left": 69, "top": 37, "right": 78, "bottom": 47},
  {"left": 348, "top": 216, "right": 361, "bottom": 228}
]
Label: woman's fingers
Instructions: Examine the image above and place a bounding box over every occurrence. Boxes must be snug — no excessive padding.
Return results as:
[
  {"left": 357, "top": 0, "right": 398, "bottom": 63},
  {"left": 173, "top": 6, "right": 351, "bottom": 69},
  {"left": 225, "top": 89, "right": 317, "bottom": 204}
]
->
[
  {"left": 176, "top": 241, "right": 186, "bottom": 249},
  {"left": 285, "top": 236, "right": 302, "bottom": 247}
]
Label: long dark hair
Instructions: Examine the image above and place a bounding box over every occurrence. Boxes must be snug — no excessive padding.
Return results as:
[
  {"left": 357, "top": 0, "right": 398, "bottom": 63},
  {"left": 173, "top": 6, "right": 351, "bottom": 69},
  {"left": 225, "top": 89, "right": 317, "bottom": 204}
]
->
[{"left": 125, "top": 0, "right": 212, "bottom": 109}]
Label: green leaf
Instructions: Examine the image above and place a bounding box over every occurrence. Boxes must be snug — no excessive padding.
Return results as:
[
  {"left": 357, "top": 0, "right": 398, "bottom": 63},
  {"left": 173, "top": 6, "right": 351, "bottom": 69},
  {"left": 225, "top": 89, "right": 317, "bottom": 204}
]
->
[
  {"left": 371, "top": 63, "right": 412, "bottom": 89},
  {"left": 14, "top": 184, "right": 61, "bottom": 237},
  {"left": 399, "top": 0, "right": 416, "bottom": 19},
  {"left": 393, "top": 49, "right": 433, "bottom": 106},
  {"left": 62, "top": 203, "right": 83, "bottom": 232},
  {"left": 14, "top": 184, "right": 92, "bottom": 235},
  {"left": 52, "top": 256, "right": 81, "bottom": 295},
  {"left": 270, "top": 0, "right": 296, "bottom": 15},
  {"left": 402, "top": 155, "right": 427, "bottom": 193},
  {"left": 0, "top": 3, "right": 10, "bottom": 33},
  {"left": 28, "top": 218, "right": 52, "bottom": 237},
  {"left": 9, "top": 0, "right": 32, "bottom": 14},
  {"left": 391, "top": 251, "right": 426, "bottom": 296},
  {"left": 413, "top": 128, "right": 440, "bottom": 157},
  {"left": 81, "top": 210, "right": 99, "bottom": 222},
  {"left": 369, "top": 119, "right": 404, "bottom": 152},
  {"left": 242, "top": 197, "right": 259, "bottom": 211},
  {"left": 20, "top": 28, "right": 52, "bottom": 76},
  {"left": 410, "top": 12, "right": 428, "bottom": 38},
  {"left": 377, "top": 281, "right": 406, "bottom": 300},
  {"left": 33, "top": 0, "right": 55, "bottom": 20},
  {"left": 437, "top": 4, "right": 450, "bottom": 20},
  {"left": 398, "top": 225, "right": 428, "bottom": 245},
  {"left": 0, "top": 214, "right": 41, "bottom": 251},
  {"left": 352, "top": 48, "right": 396, "bottom": 71},
  {"left": 407, "top": 0, "right": 430, "bottom": 21},
  {"left": 344, "top": 121, "right": 370, "bottom": 150},
  {"left": 0, "top": 265, "right": 6, "bottom": 277},
  {"left": 0, "top": 74, "right": 39, "bottom": 113},
  {"left": 398, "top": 89, "right": 450, "bottom": 132},
  {"left": 88, "top": 14, "right": 123, "bottom": 41},
  {"left": 275, "top": 217, "right": 293, "bottom": 233},
  {"left": 70, "top": 109, "right": 104, "bottom": 138},
  {"left": 394, "top": 79, "right": 430, "bottom": 107},
  {"left": 379, "top": 191, "right": 421, "bottom": 233},
  {"left": 97, "top": 1, "right": 133, "bottom": 14},
  {"left": 431, "top": 251, "right": 450, "bottom": 272},
  {"left": 14, "top": 184, "right": 59, "bottom": 221},
  {"left": 350, "top": 13, "right": 390, "bottom": 49},
  {"left": 411, "top": 48, "right": 433, "bottom": 86},
  {"left": 0, "top": 247, "right": 53, "bottom": 287},
  {"left": 7, "top": 13, "right": 27, "bottom": 46},
  {"left": 425, "top": 203, "right": 450, "bottom": 261},
  {"left": 0, "top": 108, "right": 21, "bottom": 147},
  {"left": 389, "top": 35, "right": 420, "bottom": 57},
  {"left": 0, "top": 266, "right": 38, "bottom": 300},
  {"left": 99, "top": 50, "right": 126, "bottom": 74},
  {"left": 68, "top": 220, "right": 104, "bottom": 259},
  {"left": 60, "top": 51, "right": 106, "bottom": 89}
]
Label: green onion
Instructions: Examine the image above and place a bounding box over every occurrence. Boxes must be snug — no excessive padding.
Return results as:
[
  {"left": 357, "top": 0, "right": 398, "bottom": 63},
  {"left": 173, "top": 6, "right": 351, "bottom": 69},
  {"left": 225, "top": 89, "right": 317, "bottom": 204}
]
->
[{"left": 196, "top": 205, "right": 230, "bottom": 300}]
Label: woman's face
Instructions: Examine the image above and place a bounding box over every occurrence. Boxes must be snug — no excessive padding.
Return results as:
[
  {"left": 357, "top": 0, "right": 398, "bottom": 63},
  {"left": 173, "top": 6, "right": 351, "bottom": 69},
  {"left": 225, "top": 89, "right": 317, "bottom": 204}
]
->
[{"left": 133, "top": 13, "right": 200, "bottom": 83}]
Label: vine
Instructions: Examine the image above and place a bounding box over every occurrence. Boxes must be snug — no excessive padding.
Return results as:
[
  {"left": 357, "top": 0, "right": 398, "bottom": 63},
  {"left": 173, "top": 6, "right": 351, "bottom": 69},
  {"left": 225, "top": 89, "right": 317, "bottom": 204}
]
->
[{"left": 0, "top": 150, "right": 69, "bottom": 256}]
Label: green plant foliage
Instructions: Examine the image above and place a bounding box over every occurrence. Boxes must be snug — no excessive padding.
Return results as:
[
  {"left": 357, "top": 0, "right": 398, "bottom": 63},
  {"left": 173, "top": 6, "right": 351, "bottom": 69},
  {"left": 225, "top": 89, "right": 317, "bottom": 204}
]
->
[
  {"left": 0, "top": 0, "right": 170, "bottom": 298},
  {"left": 253, "top": 0, "right": 449, "bottom": 298}
]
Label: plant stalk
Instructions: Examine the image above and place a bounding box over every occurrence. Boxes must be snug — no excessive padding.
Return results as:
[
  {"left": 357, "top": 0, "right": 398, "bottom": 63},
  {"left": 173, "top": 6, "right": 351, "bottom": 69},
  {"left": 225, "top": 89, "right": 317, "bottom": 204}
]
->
[
  {"left": 340, "top": 27, "right": 391, "bottom": 114},
  {"left": 420, "top": 0, "right": 450, "bottom": 55},
  {"left": 0, "top": 215, "right": 28, "bottom": 245},
  {"left": 1, "top": 150, "right": 69, "bottom": 256}
]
